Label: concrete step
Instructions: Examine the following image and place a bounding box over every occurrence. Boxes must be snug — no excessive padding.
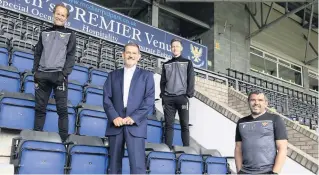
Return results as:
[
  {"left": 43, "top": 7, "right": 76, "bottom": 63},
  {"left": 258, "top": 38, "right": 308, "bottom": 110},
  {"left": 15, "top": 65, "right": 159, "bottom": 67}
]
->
[
  {"left": 0, "top": 129, "right": 20, "bottom": 165},
  {"left": 0, "top": 163, "right": 14, "bottom": 175}
]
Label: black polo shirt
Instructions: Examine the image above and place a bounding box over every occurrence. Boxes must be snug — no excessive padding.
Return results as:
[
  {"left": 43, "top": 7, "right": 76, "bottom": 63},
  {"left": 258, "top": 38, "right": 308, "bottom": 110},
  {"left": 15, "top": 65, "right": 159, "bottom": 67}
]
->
[{"left": 235, "top": 112, "right": 288, "bottom": 174}]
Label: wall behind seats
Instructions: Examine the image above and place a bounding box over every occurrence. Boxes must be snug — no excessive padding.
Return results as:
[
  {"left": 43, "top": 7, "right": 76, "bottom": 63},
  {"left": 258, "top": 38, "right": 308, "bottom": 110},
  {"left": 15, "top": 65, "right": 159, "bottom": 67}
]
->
[
  {"left": 195, "top": 76, "right": 228, "bottom": 104},
  {"left": 208, "top": 2, "right": 250, "bottom": 74},
  {"left": 134, "top": 3, "right": 181, "bottom": 36}
]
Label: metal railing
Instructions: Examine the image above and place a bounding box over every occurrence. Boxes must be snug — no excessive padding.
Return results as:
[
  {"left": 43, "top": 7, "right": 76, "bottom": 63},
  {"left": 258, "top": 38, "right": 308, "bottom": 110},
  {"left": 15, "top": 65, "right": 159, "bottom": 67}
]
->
[{"left": 227, "top": 68, "right": 318, "bottom": 106}]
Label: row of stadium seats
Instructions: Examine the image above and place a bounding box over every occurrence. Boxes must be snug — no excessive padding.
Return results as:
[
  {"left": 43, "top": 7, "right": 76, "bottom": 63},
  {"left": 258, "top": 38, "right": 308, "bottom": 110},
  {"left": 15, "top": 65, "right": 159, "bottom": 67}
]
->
[
  {"left": 0, "top": 91, "right": 185, "bottom": 146},
  {"left": 10, "top": 130, "right": 230, "bottom": 174},
  {"left": 227, "top": 68, "right": 318, "bottom": 105},
  {"left": 0, "top": 8, "right": 234, "bottom": 175},
  {"left": 223, "top": 69, "right": 318, "bottom": 130},
  {"left": 0, "top": 65, "right": 107, "bottom": 107},
  {"left": 0, "top": 13, "right": 158, "bottom": 72},
  {"left": 0, "top": 36, "right": 156, "bottom": 74}
]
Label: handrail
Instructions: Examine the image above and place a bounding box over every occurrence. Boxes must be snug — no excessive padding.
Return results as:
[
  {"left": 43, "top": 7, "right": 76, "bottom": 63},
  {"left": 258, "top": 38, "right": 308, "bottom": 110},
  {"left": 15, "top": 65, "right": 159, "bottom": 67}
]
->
[
  {"left": 226, "top": 68, "right": 318, "bottom": 103},
  {"left": 194, "top": 68, "right": 228, "bottom": 87},
  {"left": 194, "top": 67, "right": 288, "bottom": 96}
]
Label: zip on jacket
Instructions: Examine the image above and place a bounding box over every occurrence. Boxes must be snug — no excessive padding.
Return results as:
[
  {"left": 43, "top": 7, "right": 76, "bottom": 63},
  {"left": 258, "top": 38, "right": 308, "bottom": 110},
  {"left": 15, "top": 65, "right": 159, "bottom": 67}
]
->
[
  {"left": 32, "top": 25, "right": 76, "bottom": 77},
  {"left": 160, "top": 55, "right": 195, "bottom": 98}
]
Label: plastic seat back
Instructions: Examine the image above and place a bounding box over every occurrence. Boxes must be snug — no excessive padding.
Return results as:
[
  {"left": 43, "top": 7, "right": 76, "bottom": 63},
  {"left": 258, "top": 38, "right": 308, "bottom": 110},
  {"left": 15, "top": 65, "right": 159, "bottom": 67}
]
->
[
  {"left": 68, "top": 80, "right": 83, "bottom": 107},
  {"left": 11, "top": 47, "right": 34, "bottom": 72},
  {"left": 205, "top": 156, "right": 228, "bottom": 174},
  {"left": 177, "top": 154, "right": 203, "bottom": 174},
  {"left": 23, "top": 72, "right": 35, "bottom": 95},
  {"left": 0, "top": 92, "right": 35, "bottom": 130},
  {"left": 11, "top": 130, "right": 66, "bottom": 174},
  {"left": 0, "top": 66, "right": 20, "bottom": 93},
  {"left": 43, "top": 99, "right": 76, "bottom": 134},
  {"left": 66, "top": 135, "right": 108, "bottom": 174},
  {"left": 90, "top": 68, "right": 108, "bottom": 87},
  {"left": 147, "top": 116, "right": 162, "bottom": 143},
  {"left": 68, "top": 64, "right": 89, "bottom": 86},
  {"left": 147, "top": 151, "right": 176, "bottom": 174},
  {"left": 77, "top": 103, "right": 108, "bottom": 138},
  {"left": 122, "top": 149, "right": 130, "bottom": 174},
  {"left": 84, "top": 85, "right": 103, "bottom": 107},
  {"left": 0, "top": 46, "right": 8, "bottom": 66},
  {"left": 173, "top": 122, "right": 183, "bottom": 146}
]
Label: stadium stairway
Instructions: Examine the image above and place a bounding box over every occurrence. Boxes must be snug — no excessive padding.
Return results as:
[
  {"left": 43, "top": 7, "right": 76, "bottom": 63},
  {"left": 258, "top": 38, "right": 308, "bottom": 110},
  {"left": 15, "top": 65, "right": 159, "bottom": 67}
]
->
[{"left": 153, "top": 70, "right": 319, "bottom": 174}]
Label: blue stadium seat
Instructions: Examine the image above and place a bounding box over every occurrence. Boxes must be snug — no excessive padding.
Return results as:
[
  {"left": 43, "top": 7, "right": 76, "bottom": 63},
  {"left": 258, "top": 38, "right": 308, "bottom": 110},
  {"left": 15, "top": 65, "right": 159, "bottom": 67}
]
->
[
  {"left": 146, "top": 143, "right": 176, "bottom": 174},
  {"left": 76, "top": 103, "right": 108, "bottom": 138},
  {"left": 68, "top": 80, "right": 83, "bottom": 107},
  {"left": 147, "top": 115, "right": 163, "bottom": 144},
  {"left": 68, "top": 63, "right": 89, "bottom": 86},
  {"left": 0, "top": 92, "right": 35, "bottom": 130},
  {"left": 204, "top": 156, "right": 229, "bottom": 174},
  {"left": 202, "top": 150, "right": 229, "bottom": 174},
  {"left": 0, "top": 47, "right": 8, "bottom": 66},
  {"left": 22, "top": 71, "right": 35, "bottom": 95},
  {"left": 173, "top": 120, "right": 183, "bottom": 146},
  {"left": 122, "top": 149, "right": 130, "bottom": 174},
  {"left": 65, "top": 134, "right": 108, "bottom": 174},
  {"left": 174, "top": 146, "right": 203, "bottom": 174},
  {"left": 43, "top": 99, "right": 76, "bottom": 134},
  {"left": 0, "top": 41, "right": 9, "bottom": 66},
  {"left": 89, "top": 68, "right": 108, "bottom": 87},
  {"left": 0, "top": 65, "right": 20, "bottom": 93},
  {"left": 10, "top": 130, "right": 67, "bottom": 174},
  {"left": 83, "top": 85, "right": 103, "bottom": 107},
  {"left": 11, "top": 46, "right": 34, "bottom": 72}
]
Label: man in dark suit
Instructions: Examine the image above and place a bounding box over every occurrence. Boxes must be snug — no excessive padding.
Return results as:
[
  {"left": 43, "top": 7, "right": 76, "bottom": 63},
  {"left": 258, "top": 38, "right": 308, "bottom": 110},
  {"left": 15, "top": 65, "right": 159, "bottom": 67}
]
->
[{"left": 103, "top": 43, "right": 155, "bottom": 174}]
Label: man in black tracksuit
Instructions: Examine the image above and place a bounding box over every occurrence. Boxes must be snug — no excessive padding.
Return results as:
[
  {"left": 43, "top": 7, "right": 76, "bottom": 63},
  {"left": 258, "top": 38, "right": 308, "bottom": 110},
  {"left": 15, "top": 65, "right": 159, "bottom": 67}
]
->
[
  {"left": 160, "top": 38, "right": 195, "bottom": 149},
  {"left": 32, "top": 4, "right": 76, "bottom": 141}
]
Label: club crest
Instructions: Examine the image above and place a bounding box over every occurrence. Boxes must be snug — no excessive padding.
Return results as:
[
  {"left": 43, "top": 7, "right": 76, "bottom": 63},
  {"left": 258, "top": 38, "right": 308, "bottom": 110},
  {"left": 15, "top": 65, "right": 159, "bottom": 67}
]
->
[{"left": 190, "top": 44, "right": 203, "bottom": 63}]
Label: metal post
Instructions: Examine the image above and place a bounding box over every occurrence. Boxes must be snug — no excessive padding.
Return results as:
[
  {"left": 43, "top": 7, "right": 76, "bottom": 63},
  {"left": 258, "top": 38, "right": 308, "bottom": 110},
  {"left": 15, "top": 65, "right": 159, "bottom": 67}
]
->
[
  {"left": 245, "top": 5, "right": 261, "bottom": 29},
  {"left": 302, "top": 2, "right": 307, "bottom": 26},
  {"left": 303, "top": 34, "right": 318, "bottom": 56},
  {"left": 235, "top": 80, "right": 239, "bottom": 91},
  {"left": 246, "top": 1, "right": 315, "bottom": 39},
  {"left": 285, "top": 95, "right": 289, "bottom": 115},
  {"left": 128, "top": 0, "right": 137, "bottom": 16},
  {"left": 261, "top": 3, "right": 264, "bottom": 25},
  {"left": 304, "top": 3, "right": 314, "bottom": 63},
  {"left": 264, "top": 2, "right": 273, "bottom": 25},
  {"left": 151, "top": 0, "right": 159, "bottom": 27}
]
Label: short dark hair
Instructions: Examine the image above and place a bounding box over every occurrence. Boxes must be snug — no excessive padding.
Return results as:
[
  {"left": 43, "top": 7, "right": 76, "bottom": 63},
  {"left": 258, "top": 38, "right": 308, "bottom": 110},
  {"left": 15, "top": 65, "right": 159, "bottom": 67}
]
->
[
  {"left": 53, "top": 3, "right": 70, "bottom": 17},
  {"left": 124, "top": 42, "right": 140, "bottom": 53},
  {"left": 170, "top": 38, "right": 182, "bottom": 45},
  {"left": 247, "top": 90, "right": 268, "bottom": 101}
]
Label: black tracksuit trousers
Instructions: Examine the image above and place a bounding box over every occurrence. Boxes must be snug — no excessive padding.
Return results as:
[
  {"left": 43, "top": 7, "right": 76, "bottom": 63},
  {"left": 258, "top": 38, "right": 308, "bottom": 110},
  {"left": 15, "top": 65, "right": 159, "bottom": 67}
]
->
[
  {"left": 162, "top": 95, "right": 190, "bottom": 149},
  {"left": 33, "top": 71, "right": 69, "bottom": 141}
]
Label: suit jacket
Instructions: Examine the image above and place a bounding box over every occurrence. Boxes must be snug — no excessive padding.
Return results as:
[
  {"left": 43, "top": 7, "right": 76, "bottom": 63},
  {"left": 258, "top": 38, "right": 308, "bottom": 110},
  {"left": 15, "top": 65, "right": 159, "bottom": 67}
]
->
[{"left": 103, "top": 67, "right": 155, "bottom": 138}]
